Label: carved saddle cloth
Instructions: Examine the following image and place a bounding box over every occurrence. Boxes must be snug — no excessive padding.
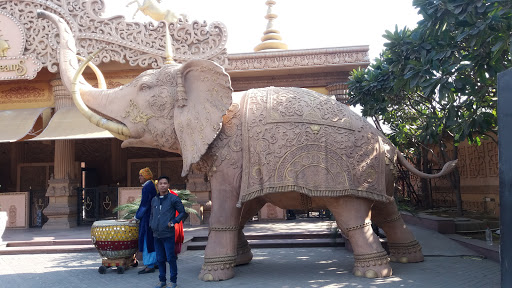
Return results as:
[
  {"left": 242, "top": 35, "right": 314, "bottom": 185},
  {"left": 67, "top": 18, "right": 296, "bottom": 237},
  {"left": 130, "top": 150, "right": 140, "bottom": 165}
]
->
[{"left": 234, "top": 87, "right": 395, "bottom": 205}]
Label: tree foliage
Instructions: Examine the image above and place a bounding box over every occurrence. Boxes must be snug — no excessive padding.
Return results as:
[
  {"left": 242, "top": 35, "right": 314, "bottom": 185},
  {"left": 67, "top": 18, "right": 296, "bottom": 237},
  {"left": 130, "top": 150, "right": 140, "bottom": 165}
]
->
[
  {"left": 348, "top": 0, "right": 512, "bottom": 211},
  {"left": 350, "top": 0, "right": 510, "bottom": 148}
]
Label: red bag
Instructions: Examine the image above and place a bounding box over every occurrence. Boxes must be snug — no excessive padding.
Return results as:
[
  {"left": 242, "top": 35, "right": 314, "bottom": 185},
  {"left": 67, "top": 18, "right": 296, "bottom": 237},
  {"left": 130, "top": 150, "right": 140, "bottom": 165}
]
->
[{"left": 169, "top": 190, "right": 185, "bottom": 254}]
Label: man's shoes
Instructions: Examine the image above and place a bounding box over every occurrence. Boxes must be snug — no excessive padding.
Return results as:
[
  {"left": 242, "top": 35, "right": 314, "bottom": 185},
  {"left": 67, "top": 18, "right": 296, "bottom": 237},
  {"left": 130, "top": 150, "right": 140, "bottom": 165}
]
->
[
  {"left": 168, "top": 283, "right": 178, "bottom": 288},
  {"left": 138, "top": 267, "right": 155, "bottom": 274},
  {"left": 154, "top": 281, "right": 166, "bottom": 288}
]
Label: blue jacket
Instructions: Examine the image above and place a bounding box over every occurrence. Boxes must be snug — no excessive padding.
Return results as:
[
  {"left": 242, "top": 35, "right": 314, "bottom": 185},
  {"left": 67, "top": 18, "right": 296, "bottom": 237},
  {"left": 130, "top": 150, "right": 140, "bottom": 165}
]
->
[
  {"left": 149, "top": 192, "right": 188, "bottom": 239},
  {"left": 135, "top": 180, "right": 157, "bottom": 252}
]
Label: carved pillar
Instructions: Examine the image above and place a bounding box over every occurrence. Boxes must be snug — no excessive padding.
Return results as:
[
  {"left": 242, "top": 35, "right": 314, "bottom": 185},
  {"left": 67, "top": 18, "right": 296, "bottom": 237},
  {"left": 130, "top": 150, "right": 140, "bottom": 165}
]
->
[
  {"left": 52, "top": 79, "right": 73, "bottom": 109},
  {"left": 53, "top": 140, "right": 75, "bottom": 179},
  {"left": 326, "top": 82, "right": 350, "bottom": 104},
  {"left": 43, "top": 79, "right": 79, "bottom": 229}
]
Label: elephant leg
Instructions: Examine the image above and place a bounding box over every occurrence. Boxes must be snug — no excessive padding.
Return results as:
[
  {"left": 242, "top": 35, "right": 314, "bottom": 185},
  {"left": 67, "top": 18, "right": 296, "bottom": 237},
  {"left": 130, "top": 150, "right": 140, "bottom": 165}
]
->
[
  {"left": 324, "top": 196, "right": 392, "bottom": 278},
  {"left": 372, "top": 200, "right": 424, "bottom": 263},
  {"left": 198, "top": 170, "right": 242, "bottom": 282},
  {"left": 235, "top": 197, "right": 266, "bottom": 266}
]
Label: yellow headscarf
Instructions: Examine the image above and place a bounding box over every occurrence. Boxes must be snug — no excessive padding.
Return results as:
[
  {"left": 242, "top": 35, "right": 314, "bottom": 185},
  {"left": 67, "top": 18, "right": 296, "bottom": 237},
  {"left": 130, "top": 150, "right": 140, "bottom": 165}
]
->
[{"left": 139, "top": 167, "right": 153, "bottom": 180}]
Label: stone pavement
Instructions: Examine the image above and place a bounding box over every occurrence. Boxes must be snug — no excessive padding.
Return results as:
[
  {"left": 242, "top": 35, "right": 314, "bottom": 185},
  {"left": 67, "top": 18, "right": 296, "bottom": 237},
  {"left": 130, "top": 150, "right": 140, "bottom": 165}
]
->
[{"left": 0, "top": 219, "right": 501, "bottom": 288}]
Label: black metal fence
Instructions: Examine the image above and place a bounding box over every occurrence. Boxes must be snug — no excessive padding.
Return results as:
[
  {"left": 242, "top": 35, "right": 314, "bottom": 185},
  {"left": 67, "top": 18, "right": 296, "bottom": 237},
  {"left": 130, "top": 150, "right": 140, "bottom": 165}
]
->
[{"left": 76, "top": 186, "right": 118, "bottom": 225}]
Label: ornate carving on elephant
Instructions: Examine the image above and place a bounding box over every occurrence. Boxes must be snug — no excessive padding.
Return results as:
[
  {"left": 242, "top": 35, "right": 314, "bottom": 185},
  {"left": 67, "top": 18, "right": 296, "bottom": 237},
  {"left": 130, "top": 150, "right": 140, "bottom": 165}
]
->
[{"left": 40, "top": 10, "right": 457, "bottom": 281}]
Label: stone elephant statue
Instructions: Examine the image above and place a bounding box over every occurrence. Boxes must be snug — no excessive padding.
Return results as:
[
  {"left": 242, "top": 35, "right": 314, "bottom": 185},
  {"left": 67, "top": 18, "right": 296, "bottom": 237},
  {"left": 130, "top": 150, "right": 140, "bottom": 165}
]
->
[{"left": 39, "top": 10, "right": 457, "bottom": 281}]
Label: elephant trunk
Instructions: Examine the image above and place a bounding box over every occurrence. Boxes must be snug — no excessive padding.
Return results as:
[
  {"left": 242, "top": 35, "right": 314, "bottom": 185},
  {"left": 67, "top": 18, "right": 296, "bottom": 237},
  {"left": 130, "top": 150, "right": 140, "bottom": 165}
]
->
[
  {"left": 397, "top": 153, "right": 458, "bottom": 179},
  {"left": 37, "top": 10, "right": 130, "bottom": 139},
  {"left": 37, "top": 10, "right": 88, "bottom": 92}
]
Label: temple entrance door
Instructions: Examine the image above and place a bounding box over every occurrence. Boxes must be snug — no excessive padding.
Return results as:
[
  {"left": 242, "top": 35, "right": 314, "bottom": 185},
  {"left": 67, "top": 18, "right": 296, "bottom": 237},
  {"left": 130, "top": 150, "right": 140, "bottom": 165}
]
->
[{"left": 77, "top": 167, "right": 118, "bottom": 225}]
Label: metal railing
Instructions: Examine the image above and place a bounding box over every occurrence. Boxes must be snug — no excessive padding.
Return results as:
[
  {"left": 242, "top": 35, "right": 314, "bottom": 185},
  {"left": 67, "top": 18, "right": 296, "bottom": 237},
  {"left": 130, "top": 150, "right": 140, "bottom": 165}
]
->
[{"left": 77, "top": 186, "right": 118, "bottom": 225}]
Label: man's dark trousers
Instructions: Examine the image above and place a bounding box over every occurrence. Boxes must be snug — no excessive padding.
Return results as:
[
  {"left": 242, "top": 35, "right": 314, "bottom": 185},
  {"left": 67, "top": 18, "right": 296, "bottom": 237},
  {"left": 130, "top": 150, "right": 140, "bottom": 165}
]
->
[{"left": 155, "top": 236, "right": 177, "bottom": 283}]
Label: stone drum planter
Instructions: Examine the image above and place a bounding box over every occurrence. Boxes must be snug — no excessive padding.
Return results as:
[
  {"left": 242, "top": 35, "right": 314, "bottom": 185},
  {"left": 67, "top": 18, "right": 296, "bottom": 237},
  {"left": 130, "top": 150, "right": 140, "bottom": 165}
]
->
[{"left": 91, "top": 219, "right": 139, "bottom": 274}]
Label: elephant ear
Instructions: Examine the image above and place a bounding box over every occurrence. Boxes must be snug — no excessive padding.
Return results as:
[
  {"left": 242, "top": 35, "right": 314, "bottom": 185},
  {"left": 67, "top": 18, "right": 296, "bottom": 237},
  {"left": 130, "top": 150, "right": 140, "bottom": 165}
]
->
[{"left": 175, "top": 59, "right": 233, "bottom": 177}]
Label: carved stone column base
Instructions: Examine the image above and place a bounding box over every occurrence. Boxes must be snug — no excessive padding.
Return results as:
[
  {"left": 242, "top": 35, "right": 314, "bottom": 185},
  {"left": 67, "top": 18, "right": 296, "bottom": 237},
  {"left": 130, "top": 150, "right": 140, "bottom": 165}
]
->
[
  {"left": 43, "top": 212, "right": 77, "bottom": 229},
  {"left": 43, "top": 178, "right": 79, "bottom": 229}
]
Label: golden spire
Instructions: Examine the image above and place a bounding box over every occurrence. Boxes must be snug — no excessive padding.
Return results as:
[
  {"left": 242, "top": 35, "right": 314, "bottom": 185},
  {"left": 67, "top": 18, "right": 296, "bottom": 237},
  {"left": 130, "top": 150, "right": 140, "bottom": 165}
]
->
[
  {"left": 164, "top": 24, "right": 174, "bottom": 64},
  {"left": 254, "top": 0, "right": 288, "bottom": 52}
]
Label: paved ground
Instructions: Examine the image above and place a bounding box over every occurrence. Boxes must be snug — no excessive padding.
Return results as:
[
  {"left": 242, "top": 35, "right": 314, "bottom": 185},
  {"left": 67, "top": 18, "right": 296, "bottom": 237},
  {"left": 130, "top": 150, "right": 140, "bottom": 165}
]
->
[{"left": 0, "top": 219, "right": 501, "bottom": 288}]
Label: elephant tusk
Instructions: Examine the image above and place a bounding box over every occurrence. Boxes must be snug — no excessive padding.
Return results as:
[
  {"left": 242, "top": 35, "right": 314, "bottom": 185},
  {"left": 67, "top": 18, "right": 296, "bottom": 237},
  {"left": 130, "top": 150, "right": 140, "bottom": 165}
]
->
[
  {"left": 72, "top": 49, "right": 131, "bottom": 139},
  {"left": 75, "top": 55, "right": 128, "bottom": 139},
  {"left": 76, "top": 55, "right": 107, "bottom": 89}
]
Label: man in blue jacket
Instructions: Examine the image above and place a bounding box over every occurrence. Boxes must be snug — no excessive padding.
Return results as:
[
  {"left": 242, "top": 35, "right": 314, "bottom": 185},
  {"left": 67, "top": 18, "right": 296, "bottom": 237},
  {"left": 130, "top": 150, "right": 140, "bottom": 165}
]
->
[
  {"left": 130, "top": 167, "right": 157, "bottom": 274},
  {"left": 150, "top": 176, "right": 188, "bottom": 288}
]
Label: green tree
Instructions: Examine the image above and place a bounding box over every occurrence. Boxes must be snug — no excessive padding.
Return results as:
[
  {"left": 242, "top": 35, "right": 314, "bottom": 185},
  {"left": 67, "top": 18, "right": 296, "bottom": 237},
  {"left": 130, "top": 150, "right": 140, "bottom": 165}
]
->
[{"left": 348, "top": 0, "right": 511, "bottom": 215}]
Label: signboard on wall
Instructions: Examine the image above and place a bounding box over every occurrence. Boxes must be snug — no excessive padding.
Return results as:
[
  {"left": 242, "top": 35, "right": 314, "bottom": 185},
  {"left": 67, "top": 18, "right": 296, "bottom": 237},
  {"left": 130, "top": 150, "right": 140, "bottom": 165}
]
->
[{"left": 0, "top": 11, "right": 42, "bottom": 81}]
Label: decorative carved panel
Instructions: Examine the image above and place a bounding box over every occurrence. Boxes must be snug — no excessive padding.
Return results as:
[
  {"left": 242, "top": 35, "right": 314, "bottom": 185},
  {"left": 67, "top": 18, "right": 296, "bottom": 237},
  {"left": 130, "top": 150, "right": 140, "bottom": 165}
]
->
[
  {"left": 226, "top": 47, "right": 368, "bottom": 72},
  {"left": 231, "top": 71, "right": 350, "bottom": 91},
  {"left": 0, "top": 9, "right": 43, "bottom": 81},
  {"left": 0, "top": 0, "right": 228, "bottom": 73},
  {"left": 428, "top": 139, "right": 499, "bottom": 213},
  {"left": 0, "top": 192, "right": 29, "bottom": 228},
  {"left": 484, "top": 141, "right": 498, "bottom": 177},
  {"left": 454, "top": 141, "right": 498, "bottom": 179},
  {"left": 467, "top": 144, "right": 486, "bottom": 178},
  {"left": 117, "top": 187, "right": 141, "bottom": 219},
  {"left": 0, "top": 83, "right": 53, "bottom": 109}
]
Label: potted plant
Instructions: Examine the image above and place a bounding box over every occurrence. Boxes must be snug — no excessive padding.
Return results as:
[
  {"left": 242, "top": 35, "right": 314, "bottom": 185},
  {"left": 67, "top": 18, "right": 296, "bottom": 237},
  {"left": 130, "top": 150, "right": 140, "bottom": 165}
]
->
[
  {"left": 113, "top": 189, "right": 199, "bottom": 220},
  {"left": 0, "top": 204, "right": 7, "bottom": 246}
]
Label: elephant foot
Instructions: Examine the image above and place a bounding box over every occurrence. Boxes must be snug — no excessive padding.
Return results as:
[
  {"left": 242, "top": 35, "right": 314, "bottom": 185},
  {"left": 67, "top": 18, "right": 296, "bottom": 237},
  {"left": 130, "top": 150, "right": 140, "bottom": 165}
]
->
[
  {"left": 388, "top": 240, "right": 424, "bottom": 263},
  {"left": 198, "top": 255, "right": 236, "bottom": 281},
  {"left": 235, "top": 241, "right": 253, "bottom": 266},
  {"left": 353, "top": 251, "right": 392, "bottom": 278}
]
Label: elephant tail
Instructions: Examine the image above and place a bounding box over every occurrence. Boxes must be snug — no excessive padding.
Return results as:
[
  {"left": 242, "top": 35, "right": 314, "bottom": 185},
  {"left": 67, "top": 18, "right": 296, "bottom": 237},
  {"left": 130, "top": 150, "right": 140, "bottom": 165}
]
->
[{"left": 397, "top": 153, "right": 458, "bottom": 179}]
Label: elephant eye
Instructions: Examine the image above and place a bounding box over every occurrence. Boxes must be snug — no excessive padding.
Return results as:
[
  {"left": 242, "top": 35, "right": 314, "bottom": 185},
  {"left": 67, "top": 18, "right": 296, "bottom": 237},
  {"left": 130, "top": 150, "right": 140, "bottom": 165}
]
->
[{"left": 140, "top": 84, "right": 151, "bottom": 92}]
